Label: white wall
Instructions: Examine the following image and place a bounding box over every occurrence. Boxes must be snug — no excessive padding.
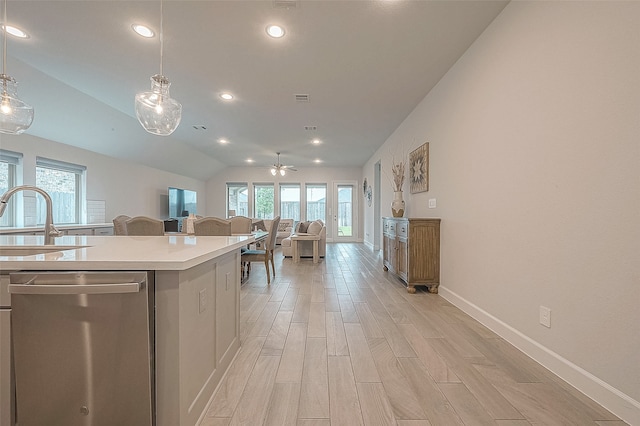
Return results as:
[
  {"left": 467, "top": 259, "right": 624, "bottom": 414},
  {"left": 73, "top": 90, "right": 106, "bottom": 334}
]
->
[
  {"left": 205, "top": 166, "right": 363, "bottom": 241},
  {"left": 363, "top": 1, "right": 640, "bottom": 423},
  {"left": 0, "top": 133, "right": 206, "bottom": 222}
]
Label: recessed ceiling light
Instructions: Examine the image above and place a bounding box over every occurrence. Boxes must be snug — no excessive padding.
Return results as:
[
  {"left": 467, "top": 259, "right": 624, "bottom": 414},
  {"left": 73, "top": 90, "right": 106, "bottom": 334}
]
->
[
  {"left": 246, "top": 158, "right": 254, "bottom": 163},
  {"left": 266, "top": 25, "right": 285, "bottom": 38},
  {"left": 314, "top": 159, "right": 322, "bottom": 163},
  {"left": 312, "top": 139, "right": 321, "bottom": 145},
  {"left": 220, "top": 93, "right": 234, "bottom": 101},
  {"left": 132, "top": 24, "right": 154, "bottom": 38},
  {"left": 218, "top": 138, "right": 229, "bottom": 144},
  {"left": 2, "top": 25, "right": 29, "bottom": 39}
]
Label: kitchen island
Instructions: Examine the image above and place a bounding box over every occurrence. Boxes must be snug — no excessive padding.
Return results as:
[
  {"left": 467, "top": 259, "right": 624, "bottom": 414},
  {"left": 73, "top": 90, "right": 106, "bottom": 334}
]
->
[{"left": 0, "top": 234, "right": 252, "bottom": 426}]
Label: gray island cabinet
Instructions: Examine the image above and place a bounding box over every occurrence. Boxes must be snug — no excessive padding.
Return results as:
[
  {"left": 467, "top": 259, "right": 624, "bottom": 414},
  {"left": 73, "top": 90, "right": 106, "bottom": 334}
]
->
[{"left": 0, "top": 234, "right": 251, "bottom": 426}]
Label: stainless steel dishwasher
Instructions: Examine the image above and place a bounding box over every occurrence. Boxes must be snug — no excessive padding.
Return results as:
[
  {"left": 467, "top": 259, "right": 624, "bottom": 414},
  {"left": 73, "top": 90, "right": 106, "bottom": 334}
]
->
[{"left": 9, "top": 271, "right": 154, "bottom": 426}]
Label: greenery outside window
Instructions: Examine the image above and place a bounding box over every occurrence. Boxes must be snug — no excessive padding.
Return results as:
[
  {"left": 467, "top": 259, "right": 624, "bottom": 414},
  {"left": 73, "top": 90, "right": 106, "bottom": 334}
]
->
[
  {"left": 227, "top": 183, "right": 248, "bottom": 217},
  {"left": 35, "top": 157, "right": 86, "bottom": 225},
  {"left": 0, "top": 149, "right": 22, "bottom": 227},
  {"left": 254, "top": 183, "right": 274, "bottom": 219},
  {"left": 280, "top": 184, "right": 300, "bottom": 221},
  {"left": 306, "top": 184, "right": 326, "bottom": 223}
]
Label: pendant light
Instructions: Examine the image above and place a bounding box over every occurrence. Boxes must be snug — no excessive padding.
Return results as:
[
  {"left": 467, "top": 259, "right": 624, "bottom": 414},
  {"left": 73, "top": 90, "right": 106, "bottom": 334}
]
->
[
  {"left": 0, "top": 0, "right": 34, "bottom": 135},
  {"left": 134, "top": 0, "right": 181, "bottom": 136}
]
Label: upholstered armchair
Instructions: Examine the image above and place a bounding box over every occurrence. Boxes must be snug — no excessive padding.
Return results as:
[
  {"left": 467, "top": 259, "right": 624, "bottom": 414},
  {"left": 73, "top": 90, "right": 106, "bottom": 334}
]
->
[{"left": 281, "top": 220, "right": 326, "bottom": 258}]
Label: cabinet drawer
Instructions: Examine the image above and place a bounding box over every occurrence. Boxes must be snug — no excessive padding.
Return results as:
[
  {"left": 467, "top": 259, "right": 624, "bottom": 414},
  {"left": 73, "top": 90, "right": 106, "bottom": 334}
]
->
[
  {"left": 397, "top": 222, "right": 408, "bottom": 238},
  {"left": 388, "top": 222, "right": 395, "bottom": 234}
]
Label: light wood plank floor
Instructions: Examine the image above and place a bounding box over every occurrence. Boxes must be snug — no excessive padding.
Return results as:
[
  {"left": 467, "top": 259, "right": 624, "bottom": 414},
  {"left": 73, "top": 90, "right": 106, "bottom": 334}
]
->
[{"left": 202, "top": 243, "right": 626, "bottom": 426}]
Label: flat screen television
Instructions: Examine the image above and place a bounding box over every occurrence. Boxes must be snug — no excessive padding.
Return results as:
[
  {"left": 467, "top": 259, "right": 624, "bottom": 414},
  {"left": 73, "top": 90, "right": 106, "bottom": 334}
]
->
[{"left": 168, "top": 187, "right": 197, "bottom": 218}]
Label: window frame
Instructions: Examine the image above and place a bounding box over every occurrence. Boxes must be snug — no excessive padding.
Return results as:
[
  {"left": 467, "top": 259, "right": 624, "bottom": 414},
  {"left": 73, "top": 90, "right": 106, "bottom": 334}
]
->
[
  {"left": 0, "top": 149, "right": 23, "bottom": 227},
  {"left": 35, "top": 156, "right": 86, "bottom": 225},
  {"left": 305, "top": 183, "right": 327, "bottom": 223},
  {"left": 279, "top": 183, "right": 301, "bottom": 221},
  {"left": 226, "top": 182, "right": 249, "bottom": 218},
  {"left": 253, "top": 183, "right": 275, "bottom": 220}
]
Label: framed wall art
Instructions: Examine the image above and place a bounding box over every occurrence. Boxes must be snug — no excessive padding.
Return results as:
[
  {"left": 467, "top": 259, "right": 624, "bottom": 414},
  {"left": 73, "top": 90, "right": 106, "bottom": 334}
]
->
[{"left": 409, "top": 142, "right": 429, "bottom": 194}]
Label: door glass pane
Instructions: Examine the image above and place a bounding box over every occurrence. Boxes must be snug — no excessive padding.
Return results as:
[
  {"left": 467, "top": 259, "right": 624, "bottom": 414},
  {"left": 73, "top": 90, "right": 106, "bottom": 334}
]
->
[
  {"left": 337, "top": 185, "right": 353, "bottom": 237},
  {"left": 306, "top": 184, "right": 326, "bottom": 223},
  {"left": 254, "top": 184, "right": 274, "bottom": 219},
  {"left": 280, "top": 184, "right": 300, "bottom": 221},
  {"left": 227, "top": 183, "right": 248, "bottom": 217}
]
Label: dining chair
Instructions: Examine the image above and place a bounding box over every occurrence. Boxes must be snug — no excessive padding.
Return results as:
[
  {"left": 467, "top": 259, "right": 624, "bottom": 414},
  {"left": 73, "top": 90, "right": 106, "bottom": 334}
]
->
[
  {"left": 125, "top": 216, "right": 165, "bottom": 236},
  {"left": 229, "top": 215, "right": 252, "bottom": 234},
  {"left": 193, "top": 217, "right": 232, "bottom": 236},
  {"left": 112, "top": 215, "right": 131, "bottom": 235},
  {"left": 241, "top": 216, "right": 280, "bottom": 284}
]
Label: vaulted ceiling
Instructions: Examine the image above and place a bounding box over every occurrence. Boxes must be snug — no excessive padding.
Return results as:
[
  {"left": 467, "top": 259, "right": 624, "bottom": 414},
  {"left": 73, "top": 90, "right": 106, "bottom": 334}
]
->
[{"left": 3, "top": 0, "right": 508, "bottom": 180}]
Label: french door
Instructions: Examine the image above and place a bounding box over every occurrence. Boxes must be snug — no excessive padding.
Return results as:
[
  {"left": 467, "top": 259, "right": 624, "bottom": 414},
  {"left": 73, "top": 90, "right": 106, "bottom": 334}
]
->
[{"left": 332, "top": 182, "right": 357, "bottom": 242}]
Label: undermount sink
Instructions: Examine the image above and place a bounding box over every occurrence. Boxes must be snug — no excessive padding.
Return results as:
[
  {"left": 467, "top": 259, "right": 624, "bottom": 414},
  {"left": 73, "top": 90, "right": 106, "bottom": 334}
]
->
[{"left": 0, "top": 246, "right": 84, "bottom": 257}]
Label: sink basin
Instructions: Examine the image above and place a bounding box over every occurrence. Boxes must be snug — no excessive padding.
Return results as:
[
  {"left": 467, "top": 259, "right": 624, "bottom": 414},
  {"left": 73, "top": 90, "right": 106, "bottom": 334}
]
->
[{"left": 0, "top": 246, "right": 84, "bottom": 257}]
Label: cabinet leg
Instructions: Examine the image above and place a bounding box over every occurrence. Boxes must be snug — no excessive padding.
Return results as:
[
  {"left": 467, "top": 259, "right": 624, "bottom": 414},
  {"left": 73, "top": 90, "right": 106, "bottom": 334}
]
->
[
  {"left": 427, "top": 285, "right": 439, "bottom": 294},
  {"left": 383, "top": 265, "right": 388, "bottom": 271},
  {"left": 407, "top": 285, "right": 416, "bottom": 294}
]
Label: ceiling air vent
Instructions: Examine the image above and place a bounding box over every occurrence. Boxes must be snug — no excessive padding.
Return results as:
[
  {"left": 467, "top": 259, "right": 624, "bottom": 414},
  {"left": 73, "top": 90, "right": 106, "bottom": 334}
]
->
[
  {"left": 192, "top": 125, "right": 207, "bottom": 130},
  {"left": 273, "top": 0, "right": 297, "bottom": 9},
  {"left": 295, "top": 94, "right": 310, "bottom": 102},
  {"left": 304, "top": 126, "right": 317, "bottom": 131}
]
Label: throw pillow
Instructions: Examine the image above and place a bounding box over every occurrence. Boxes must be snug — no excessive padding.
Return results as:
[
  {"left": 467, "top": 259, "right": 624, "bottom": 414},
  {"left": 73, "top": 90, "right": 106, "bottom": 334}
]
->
[
  {"left": 298, "top": 221, "right": 309, "bottom": 233},
  {"left": 307, "top": 220, "right": 323, "bottom": 235},
  {"left": 278, "top": 221, "right": 289, "bottom": 231}
]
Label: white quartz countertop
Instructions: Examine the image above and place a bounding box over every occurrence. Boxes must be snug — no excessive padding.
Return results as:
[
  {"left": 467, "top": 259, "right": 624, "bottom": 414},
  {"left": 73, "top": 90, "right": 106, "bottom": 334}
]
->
[
  {"left": 0, "top": 223, "right": 113, "bottom": 234},
  {"left": 0, "top": 234, "right": 254, "bottom": 271}
]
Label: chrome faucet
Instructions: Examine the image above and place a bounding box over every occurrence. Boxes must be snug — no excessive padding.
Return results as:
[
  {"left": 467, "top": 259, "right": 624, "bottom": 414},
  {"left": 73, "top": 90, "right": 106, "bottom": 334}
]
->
[{"left": 0, "top": 185, "right": 61, "bottom": 245}]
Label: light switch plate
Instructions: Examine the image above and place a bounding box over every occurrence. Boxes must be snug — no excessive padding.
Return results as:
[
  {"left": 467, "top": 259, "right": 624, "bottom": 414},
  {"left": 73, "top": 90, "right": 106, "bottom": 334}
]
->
[
  {"left": 428, "top": 198, "right": 437, "bottom": 208},
  {"left": 540, "top": 306, "right": 551, "bottom": 328},
  {"left": 199, "top": 288, "right": 207, "bottom": 313}
]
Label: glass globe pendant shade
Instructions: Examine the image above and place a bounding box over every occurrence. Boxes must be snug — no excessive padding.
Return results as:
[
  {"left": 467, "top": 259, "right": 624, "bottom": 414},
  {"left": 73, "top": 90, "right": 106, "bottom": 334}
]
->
[
  {"left": 0, "top": 74, "right": 34, "bottom": 135},
  {"left": 279, "top": 168, "right": 286, "bottom": 176},
  {"left": 270, "top": 168, "right": 277, "bottom": 176},
  {"left": 135, "top": 74, "right": 182, "bottom": 136}
]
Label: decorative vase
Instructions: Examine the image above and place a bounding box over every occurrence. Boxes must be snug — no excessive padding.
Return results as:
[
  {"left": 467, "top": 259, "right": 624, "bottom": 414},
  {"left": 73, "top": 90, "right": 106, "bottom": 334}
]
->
[{"left": 391, "top": 191, "right": 405, "bottom": 217}]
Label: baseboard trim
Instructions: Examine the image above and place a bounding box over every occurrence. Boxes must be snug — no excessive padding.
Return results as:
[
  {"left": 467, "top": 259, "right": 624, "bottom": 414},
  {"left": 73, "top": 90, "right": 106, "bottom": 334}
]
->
[{"left": 439, "top": 286, "right": 640, "bottom": 426}]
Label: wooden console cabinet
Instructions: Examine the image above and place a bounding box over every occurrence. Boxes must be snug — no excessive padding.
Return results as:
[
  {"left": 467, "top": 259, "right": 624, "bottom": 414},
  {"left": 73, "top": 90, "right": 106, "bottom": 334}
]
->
[{"left": 383, "top": 217, "right": 441, "bottom": 294}]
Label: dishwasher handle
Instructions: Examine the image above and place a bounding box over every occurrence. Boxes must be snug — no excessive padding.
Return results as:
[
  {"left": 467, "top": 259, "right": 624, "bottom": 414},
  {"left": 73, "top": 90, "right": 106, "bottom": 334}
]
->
[{"left": 9, "top": 282, "right": 141, "bottom": 295}]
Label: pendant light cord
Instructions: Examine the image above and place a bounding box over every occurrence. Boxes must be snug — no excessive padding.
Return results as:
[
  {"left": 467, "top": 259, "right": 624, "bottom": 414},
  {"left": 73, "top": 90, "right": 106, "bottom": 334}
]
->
[
  {"left": 159, "top": 0, "right": 164, "bottom": 77},
  {"left": 2, "top": 0, "right": 7, "bottom": 76}
]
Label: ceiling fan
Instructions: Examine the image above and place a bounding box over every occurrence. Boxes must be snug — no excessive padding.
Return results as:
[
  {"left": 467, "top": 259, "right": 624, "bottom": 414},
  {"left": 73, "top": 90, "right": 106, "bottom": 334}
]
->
[{"left": 270, "top": 152, "right": 297, "bottom": 176}]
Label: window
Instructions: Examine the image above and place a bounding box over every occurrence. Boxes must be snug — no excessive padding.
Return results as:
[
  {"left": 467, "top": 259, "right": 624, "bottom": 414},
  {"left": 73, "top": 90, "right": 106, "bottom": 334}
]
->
[
  {"left": 35, "top": 157, "right": 86, "bottom": 225},
  {"left": 306, "top": 184, "right": 326, "bottom": 223},
  {"left": 227, "top": 183, "right": 248, "bottom": 217},
  {"left": 280, "top": 184, "right": 300, "bottom": 221},
  {"left": 253, "top": 183, "right": 274, "bottom": 219},
  {"left": 0, "top": 149, "right": 22, "bottom": 227}
]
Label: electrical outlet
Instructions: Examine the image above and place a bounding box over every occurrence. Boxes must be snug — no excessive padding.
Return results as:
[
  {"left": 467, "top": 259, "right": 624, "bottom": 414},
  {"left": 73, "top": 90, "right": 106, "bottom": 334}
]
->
[
  {"left": 225, "top": 272, "right": 231, "bottom": 291},
  {"left": 428, "top": 198, "right": 437, "bottom": 208},
  {"left": 539, "top": 306, "right": 551, "bottom": 328},
  {"left": 199, "top": 288, "right": 207, "bottom": 313}
]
